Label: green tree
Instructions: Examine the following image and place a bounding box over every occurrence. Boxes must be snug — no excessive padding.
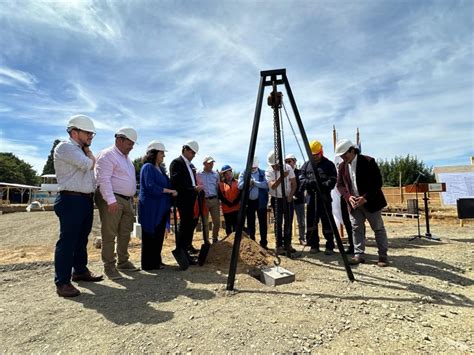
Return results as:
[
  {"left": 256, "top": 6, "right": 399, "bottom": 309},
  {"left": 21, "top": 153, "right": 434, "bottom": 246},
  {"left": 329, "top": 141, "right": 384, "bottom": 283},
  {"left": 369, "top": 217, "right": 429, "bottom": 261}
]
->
[
  {"left": 377, "top": 155, "right": 435, "bottom": 187},
  {"left": 132, "top": 157, "right": 168, "bottom": 183},
  {"left": 0, "top": 152, "right": 39, "bottom": 185},
  {"left": 42, "top": 139, "right": 61, "bottom": 175}
]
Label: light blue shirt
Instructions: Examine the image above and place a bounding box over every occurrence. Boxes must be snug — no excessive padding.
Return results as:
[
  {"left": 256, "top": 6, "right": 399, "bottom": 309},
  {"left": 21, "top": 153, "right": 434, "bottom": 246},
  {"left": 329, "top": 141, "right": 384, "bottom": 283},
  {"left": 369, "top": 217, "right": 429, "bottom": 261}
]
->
[
  {"left": 197, "top": 170, "right": 219, "bottom": 197},
  {"left": 238, "top": 169, "right": 268, "bottom": 200}
]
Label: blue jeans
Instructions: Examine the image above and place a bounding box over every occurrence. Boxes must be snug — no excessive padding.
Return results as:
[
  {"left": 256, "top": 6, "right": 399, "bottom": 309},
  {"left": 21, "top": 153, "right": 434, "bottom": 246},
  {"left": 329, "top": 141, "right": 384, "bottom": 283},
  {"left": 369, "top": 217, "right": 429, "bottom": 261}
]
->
[{"left": 54, "top": 194, "right": 93, "bottom": 285}]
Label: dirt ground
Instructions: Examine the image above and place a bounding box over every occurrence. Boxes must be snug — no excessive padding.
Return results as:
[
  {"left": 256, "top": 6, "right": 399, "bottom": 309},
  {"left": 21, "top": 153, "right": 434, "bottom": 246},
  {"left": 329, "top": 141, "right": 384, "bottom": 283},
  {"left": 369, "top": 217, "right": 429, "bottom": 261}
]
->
[{"left": 0, "top": 210, "right": 473, "bottom": 353}]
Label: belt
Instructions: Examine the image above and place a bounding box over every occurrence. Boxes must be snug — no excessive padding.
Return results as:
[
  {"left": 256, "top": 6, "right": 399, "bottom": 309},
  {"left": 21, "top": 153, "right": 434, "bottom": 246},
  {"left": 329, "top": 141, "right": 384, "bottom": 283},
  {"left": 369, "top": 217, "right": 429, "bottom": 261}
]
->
[
  {"left": 60, "top": 191, "right": 94, "bottom": 198},
  {"left": 114, "top": 193, "right": 132, "bottom": 201},
  {"left": 205, "top": 196, "right": 217, "bottom": 200}
]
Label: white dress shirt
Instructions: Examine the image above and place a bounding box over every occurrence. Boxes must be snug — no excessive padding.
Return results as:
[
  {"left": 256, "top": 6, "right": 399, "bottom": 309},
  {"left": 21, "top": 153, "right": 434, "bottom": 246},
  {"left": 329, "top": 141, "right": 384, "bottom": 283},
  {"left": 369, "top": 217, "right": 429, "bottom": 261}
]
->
[
  {"left": 265, "top": 164, "right": 295, "bottom": 198},
  {"left": 348, "top": 154, "right": 360, "bottom": 197},
  {"left": 53, "top": 138, "right": 96, "bottom": 193}
]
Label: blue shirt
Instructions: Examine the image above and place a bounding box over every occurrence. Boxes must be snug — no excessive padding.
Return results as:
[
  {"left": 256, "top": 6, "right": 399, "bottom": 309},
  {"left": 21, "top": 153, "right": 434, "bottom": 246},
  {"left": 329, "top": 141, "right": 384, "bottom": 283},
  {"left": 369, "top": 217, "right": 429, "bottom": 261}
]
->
[
  {"left": 238, "top": 168, "right": 268, "bottom": 201},
  {"left": 197, "top": 170, "right": 219, "bottom": 198}
]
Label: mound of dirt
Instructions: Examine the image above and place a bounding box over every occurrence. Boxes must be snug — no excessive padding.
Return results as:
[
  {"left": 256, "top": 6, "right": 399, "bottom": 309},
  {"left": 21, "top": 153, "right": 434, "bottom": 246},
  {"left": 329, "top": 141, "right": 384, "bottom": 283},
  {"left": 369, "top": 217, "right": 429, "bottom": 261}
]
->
[{"left": 205, "top": 232, "right": 275, "bottom": 273}]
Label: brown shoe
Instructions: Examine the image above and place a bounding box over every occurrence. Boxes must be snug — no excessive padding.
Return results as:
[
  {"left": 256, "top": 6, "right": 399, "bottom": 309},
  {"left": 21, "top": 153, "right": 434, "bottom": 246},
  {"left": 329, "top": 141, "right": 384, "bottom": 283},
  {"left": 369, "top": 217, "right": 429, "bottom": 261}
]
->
[
  {"left": 377, "top": 256, "right": 389, "bottom": 267},
  {"left": 350, "top": 255, "right": 366, "bottom": 265},
  {"left": 72, "top": 270, "right": 104, "bottom": 282},
  {"left": 56, "top": 283, "right": 80, "bottom": 297}
]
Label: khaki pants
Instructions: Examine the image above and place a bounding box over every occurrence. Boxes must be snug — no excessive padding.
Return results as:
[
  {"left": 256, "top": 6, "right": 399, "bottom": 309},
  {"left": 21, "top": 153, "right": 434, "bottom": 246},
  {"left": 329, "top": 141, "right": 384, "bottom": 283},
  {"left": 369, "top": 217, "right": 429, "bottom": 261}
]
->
[
  {"left": 203, "top": 197, "right": 220, "bottom": 242},
  {"left": 95, "top": 190, "right": 134, "bottom": 269}
]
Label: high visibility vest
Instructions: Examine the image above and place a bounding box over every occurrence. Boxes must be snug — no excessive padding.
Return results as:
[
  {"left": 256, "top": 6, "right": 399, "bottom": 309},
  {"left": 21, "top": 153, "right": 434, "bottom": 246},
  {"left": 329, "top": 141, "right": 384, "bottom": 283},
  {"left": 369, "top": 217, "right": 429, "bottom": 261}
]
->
[{"left": 219, "top": 179, "right": 240, "bottom": 214}]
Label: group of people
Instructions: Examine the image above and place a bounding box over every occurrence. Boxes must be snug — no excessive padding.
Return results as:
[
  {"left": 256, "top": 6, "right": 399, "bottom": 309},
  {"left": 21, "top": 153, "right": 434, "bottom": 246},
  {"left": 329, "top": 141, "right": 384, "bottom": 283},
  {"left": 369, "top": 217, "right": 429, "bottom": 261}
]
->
[{"left": 53, "top": 114, "right": 389, "bottom": 298}]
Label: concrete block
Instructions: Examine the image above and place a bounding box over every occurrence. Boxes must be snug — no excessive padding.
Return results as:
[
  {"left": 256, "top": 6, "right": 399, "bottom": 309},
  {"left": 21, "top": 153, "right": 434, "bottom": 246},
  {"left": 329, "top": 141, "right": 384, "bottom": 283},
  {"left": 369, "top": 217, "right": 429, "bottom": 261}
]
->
[
  {"left": 260, "top": 266, "right": 295, "bottom": 286},
  {"left": 132, "top": 222, "right": 142, "bottom": 239}
]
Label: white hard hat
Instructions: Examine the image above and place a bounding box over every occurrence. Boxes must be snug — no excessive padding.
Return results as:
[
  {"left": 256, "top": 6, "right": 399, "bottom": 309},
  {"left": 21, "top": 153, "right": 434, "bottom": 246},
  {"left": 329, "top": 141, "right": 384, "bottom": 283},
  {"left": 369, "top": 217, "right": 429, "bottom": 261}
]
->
[
  {"left": 146, "top": 140, "right": 167, "bottom": 152},
  {"left": 67, "top": 115, "right": 96, "bottom": 133},
  {"left": 267, "top": 150, "right": 279, "bottom": 165},
  {"left": 252, "top": 156, "right": 259, "bottom": 168},
  {"left": 335, "top": 139, "right": 355, "bottom": 156},
  {"left": 285, "top": 153, "right": 296, "bottom": 161},
  {"left": 115, "top": 127, "right": 138, "bottom": 143},
  {"left": 203, "top": 155, "right": 215, "bottom": 164},
  {"left": 185, "top": 140, "right": 199, "bottom": 154}
]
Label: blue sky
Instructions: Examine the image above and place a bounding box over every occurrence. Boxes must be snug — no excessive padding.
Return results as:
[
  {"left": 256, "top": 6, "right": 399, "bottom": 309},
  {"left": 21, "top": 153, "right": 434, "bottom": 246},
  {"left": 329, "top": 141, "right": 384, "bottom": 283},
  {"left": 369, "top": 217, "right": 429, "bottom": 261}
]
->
[{"left": 0, "top": 0, "right": 472, "bottom": 176}]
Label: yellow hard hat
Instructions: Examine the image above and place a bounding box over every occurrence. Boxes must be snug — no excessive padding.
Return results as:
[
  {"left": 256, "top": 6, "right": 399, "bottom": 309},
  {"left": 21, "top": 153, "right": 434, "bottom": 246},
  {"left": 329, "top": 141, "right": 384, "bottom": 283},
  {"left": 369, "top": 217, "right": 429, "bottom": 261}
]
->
[{"left": 310, "top": 140, "right": 322, "bottom": 155}]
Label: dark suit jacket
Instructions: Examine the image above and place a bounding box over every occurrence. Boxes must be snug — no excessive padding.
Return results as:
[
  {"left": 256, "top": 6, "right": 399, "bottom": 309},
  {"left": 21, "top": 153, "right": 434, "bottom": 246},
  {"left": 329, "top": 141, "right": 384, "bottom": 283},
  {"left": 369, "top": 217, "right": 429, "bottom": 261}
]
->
[
  {"left": 337, "top": 154, "right": 387, "bottom": 213},
  {"left": 169, "top": 156, "right": 197, "bottom": 207}
]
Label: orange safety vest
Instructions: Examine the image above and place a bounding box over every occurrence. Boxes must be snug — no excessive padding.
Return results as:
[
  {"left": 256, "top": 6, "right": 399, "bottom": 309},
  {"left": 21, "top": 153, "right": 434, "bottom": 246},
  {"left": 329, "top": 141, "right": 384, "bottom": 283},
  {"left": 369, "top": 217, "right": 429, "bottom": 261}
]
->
[{"left": 219, "top": 179, "right": 240, "bottom": 214}]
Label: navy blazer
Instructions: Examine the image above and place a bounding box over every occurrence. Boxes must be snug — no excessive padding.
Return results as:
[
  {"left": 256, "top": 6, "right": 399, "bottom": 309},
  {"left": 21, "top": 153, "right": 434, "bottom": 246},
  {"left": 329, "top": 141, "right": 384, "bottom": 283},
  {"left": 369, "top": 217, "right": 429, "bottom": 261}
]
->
[
  {"left": 169, "top": 156, "right": 197, "bottom": 206},
  {"left": 337, "top": 154, "right": 387, "bottom": 213}
]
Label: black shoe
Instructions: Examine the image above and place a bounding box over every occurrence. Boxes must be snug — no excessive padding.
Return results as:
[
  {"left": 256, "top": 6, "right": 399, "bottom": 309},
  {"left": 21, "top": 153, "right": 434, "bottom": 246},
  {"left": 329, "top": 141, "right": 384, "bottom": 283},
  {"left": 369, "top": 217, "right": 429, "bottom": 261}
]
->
[{"left": 187, "top": 256, "right": 198, "bottom": 265}]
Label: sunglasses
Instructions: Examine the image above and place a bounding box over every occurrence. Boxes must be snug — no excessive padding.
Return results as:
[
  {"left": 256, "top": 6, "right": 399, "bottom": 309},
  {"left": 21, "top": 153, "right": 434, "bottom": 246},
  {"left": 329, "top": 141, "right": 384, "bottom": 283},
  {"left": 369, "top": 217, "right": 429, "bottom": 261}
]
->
[{"left": 77, "top": 129, "right": 96, "bottom": 138}]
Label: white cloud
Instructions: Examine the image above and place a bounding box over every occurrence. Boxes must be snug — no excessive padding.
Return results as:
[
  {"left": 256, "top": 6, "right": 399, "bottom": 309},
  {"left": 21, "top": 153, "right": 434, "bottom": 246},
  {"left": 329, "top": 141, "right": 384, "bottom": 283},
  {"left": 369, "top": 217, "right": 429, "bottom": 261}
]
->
[{"left": 0, "top": 67, "right": 38, "bottom": 90}]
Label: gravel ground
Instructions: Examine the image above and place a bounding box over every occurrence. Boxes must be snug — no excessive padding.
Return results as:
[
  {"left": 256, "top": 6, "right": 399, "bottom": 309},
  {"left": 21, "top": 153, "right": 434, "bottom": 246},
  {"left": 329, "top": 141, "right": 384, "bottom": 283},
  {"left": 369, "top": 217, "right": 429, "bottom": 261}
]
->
[{"left": 0, "top": 210, "right": 473, "bottom": 353}]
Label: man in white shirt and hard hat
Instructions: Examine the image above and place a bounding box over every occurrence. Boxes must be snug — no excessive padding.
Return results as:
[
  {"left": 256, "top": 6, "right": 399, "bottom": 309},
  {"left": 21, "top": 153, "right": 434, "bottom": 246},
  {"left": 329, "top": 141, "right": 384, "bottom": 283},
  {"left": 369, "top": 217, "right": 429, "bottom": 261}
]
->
[
  {"left": 53, "top": 115, "right": 103, "bottom": 297},
  {"left": 265, "top": 150, "right": 297, "bottom": 255}
]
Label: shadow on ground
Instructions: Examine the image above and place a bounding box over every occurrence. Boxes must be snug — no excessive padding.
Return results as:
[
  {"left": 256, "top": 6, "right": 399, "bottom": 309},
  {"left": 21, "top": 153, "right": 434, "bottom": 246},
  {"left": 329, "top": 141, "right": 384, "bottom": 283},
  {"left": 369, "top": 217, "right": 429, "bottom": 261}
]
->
[{"left": 69, "top": 267, "right": 226, "bottom": 325}]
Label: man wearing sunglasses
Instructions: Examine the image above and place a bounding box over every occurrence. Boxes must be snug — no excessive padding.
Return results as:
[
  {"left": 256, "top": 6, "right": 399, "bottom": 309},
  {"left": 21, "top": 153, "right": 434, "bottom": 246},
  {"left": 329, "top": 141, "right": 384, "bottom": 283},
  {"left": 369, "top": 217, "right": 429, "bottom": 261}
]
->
[
  {"left": 53, "top": 115, "right": 103, "bottom": 297},
  {"left": 300, "top": 140, "right": 337, "bottom": 255}
]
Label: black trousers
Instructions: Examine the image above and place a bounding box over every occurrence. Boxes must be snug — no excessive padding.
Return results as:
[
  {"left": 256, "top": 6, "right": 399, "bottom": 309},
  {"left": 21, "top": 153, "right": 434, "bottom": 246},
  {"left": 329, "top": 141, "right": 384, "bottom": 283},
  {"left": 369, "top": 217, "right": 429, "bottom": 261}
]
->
[
  {"left": 141, "top": 214, "right": 167, "bottom": 270},
  {"left": 306, "top": 194, "right": 334, "bottom": 250},
  {"left": 245, "top": 198, "right": 268, "bottom": 247},
  {"left": 176, "top": 200, "right": 197, "bottom": 250},
  {"left": 271, "top": 197, "right": 294, "bottom": 248},
  {"left": 223, "top": 211, "right": 238, "bottom": 236}
]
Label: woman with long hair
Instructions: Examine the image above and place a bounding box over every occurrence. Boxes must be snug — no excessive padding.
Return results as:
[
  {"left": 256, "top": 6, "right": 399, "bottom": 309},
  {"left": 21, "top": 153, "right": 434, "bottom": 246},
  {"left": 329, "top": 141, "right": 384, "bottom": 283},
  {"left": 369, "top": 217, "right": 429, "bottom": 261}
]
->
[{"left": 138, "top": 141, "right": 177, "bottom": 270}]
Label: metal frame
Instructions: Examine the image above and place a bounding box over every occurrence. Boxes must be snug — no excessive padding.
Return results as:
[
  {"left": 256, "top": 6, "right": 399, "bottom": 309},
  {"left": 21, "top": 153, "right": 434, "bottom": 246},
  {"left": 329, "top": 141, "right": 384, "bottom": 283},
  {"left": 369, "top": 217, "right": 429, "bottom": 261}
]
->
[{"left": 226, "top": 69, "right": 355, "bottom": 291}]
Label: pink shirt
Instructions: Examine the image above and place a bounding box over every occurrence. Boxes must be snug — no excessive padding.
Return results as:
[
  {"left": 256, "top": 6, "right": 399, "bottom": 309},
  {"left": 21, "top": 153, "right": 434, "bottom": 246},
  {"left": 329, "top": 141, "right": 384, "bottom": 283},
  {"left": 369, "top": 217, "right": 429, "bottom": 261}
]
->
[{"left": 95, "top": 145, "right": 136, "bottom": 204}]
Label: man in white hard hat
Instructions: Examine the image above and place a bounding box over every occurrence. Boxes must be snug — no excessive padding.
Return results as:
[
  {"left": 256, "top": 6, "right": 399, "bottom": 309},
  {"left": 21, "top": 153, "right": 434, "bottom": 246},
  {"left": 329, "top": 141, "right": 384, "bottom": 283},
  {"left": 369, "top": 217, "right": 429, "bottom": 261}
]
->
[
  {"left": 95, "top": 127, "right": 139, "bottom": 279},
  {"left": 170, "top": 140, "right": 203, "bottom": 264},
  {"left": 335, "top": 139, "right": 389, "bottom": 267},
  {"left": 284, "top": 154, "right": 306, "bottom": 246},
  {"left": 53, "top": 115, "right": 103, "bottom": 297},
  {"left": 265, "top": 150, "right": 297, "bottom": 255},
  {"left": 197, "top": 156, "right": 220, "bottom": 244}
]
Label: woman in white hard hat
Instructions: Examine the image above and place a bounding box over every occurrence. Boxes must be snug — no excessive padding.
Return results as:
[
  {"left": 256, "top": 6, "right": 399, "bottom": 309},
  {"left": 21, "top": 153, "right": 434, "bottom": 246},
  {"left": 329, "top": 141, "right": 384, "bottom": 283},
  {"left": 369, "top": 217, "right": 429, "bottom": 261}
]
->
[{"left": 138, "top": 141, "right": 177, "bottom": 270}]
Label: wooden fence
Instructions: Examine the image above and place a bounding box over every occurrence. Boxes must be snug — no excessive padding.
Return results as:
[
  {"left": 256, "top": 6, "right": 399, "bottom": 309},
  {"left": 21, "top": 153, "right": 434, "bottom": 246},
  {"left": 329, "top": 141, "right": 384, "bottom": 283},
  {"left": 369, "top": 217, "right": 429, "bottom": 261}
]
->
[{"left": 382, "top": 187, "right": 443, "bottom": 209}]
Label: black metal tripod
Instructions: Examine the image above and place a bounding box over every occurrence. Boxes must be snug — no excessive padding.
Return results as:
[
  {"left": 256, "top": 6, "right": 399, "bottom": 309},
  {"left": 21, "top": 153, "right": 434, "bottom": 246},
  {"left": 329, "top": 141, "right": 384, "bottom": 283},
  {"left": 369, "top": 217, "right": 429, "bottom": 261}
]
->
[
  {"left": 409, "top": 173, "right": 441, "bottom": 241},
  {"left": 226, "top": 69, "right": 355, "bottom": 291}
]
